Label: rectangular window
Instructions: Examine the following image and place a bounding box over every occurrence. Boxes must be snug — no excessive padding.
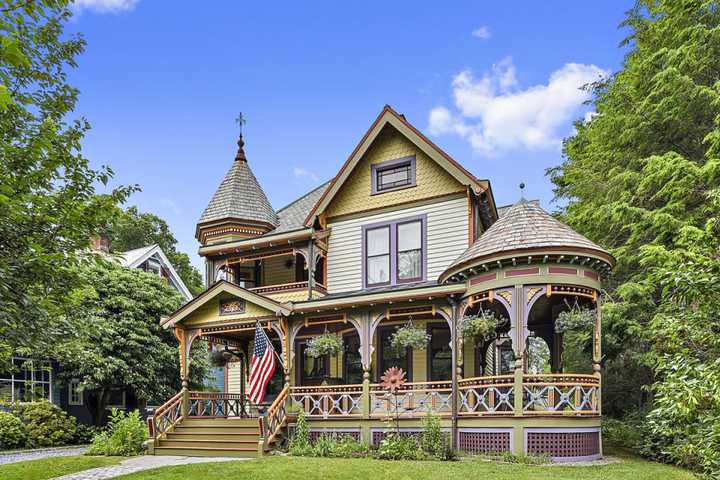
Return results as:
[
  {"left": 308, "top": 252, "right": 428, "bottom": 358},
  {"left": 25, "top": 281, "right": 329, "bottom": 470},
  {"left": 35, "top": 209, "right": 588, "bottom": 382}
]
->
[
  {"left": 363, "top": 216, "right": 425, "bottom": 288},
  {"left": 428, "top": 326, "right": 452, "bottom": 381},
  {"left": 106, "top": 388, "right": 126, "bottom": 409},
  {"left": 0, "top": 358, "right": 52, "bottom": 403},
  {"left": 377, "top": 327, "right": 412, "bottom": 381},
  {"left": 68, "top": 379, "right": 83, "bottom": 406},
  {"left": 297, "top": 342, "right": 330, "bottom": 386},
  {"left": 371, "top": 156, "right": 416, "bottom": 194}
]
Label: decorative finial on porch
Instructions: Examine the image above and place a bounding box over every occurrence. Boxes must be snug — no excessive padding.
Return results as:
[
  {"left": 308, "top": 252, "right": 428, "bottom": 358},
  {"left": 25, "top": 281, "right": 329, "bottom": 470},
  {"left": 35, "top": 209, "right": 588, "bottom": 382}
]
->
[{"left": 235, "top": 112, "right": 247, "bottom": 162}]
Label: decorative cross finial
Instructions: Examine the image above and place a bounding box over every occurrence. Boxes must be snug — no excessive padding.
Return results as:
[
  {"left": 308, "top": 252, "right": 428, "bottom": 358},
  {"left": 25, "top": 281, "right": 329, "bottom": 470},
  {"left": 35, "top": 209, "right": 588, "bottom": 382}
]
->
[
  {"left": 519, "top": 182, "right": 526, "bottom": 200},
  {"left": 235, "top": 112, "right": 246, "bottom": 138}
]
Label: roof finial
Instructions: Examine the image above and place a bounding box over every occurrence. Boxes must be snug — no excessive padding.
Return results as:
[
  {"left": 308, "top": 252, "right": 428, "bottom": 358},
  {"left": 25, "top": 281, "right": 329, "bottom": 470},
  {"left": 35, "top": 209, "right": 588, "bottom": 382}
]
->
[
  {"left": 519, "top": 182, "right": 526, "bottom": 200},
  {"left": 235, "top": 112, "right": 246, "bottom": 162}
]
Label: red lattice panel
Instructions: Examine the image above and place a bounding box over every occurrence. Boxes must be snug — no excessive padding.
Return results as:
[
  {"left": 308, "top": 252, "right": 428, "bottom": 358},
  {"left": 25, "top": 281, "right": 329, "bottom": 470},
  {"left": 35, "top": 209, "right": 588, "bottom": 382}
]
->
[
  {"left": 458, "top": 431, "right": 511, "bottom": 454},
  {"left": 309, "top": 430, "right": 360, "bottom": 442},
  {"left": 526, "top": 431, "right": 600, "bottom": 458}
]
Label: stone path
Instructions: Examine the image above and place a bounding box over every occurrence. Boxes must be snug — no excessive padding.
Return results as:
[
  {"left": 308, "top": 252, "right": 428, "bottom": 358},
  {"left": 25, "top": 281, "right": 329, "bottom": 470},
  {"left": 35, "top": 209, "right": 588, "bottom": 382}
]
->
[
  {"left": 0, "top": 446, "right": 89, "bottom": 465},
  {"left": 52, "top": 455, "right": 247, "bottom": 480}
]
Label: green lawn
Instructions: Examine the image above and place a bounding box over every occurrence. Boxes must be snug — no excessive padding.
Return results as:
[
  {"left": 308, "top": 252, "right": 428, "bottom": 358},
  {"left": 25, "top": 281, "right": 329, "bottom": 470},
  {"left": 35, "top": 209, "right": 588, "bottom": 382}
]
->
[
  {"left": 115, "top": 452, "right": 696, "bottom": 480},
  {"left": 0, "top": 455, "right": 122, "bottom": 480}
]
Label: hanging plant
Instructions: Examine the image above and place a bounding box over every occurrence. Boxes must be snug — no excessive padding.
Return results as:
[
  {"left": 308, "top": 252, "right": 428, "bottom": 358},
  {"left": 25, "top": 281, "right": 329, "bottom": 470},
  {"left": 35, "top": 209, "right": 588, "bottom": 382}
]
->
[
  {"left": 306, "top": 331, "right": 343, "bottom": 358},
  {"left": 390, "top": 320, "right": 430, "bottom": 352},
  {"left": 210, "top": 349, "right": 234, "bottom": 367},
  {"left": 555, "top": 304, "right": 596, "bottom": 333},
  {"left": 461, "top": 311, "right": 506, "bottom": 344}
]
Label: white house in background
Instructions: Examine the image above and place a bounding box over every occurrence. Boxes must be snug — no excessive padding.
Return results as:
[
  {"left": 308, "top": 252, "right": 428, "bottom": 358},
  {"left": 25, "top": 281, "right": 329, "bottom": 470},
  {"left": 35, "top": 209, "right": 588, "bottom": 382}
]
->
[{"left": 118, "top": 244, "right": 193, "bottom": 302}]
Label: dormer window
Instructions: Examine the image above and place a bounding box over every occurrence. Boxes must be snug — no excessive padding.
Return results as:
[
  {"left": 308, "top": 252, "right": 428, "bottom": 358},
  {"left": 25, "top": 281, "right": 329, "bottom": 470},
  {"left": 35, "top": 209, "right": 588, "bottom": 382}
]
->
[{"left": 371, "top": 156, "right": 416, "bottom": 194}]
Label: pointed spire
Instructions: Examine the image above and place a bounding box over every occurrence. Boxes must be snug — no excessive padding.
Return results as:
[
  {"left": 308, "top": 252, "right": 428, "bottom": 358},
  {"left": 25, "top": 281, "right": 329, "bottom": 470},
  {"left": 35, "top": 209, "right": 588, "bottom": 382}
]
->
[{"left": 235, "top": 135, "right": 246, "bottom": 162}]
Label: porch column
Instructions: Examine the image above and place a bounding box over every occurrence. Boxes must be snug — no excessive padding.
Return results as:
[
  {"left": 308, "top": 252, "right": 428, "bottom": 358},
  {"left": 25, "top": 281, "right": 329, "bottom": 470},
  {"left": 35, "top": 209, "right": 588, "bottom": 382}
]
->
[
  {"left": 512, "top": 285, "right": 524, "bottom": 417},
  {"left": 449, "top": 297, "right": 459, "bottom": 451},
  {"left": 592, "top": 301, "right": 602, "bottom": 416}
]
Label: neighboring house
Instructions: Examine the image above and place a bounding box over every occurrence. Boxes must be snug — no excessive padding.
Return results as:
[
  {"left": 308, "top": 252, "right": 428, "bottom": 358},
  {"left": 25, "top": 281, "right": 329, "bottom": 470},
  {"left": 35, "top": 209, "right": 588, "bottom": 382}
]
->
[
  {"left": 148, "top": 105, "right": 614, "bottom": 461},
  {"left": 2, "top": 243, "right": 193, "bottom": 424}
]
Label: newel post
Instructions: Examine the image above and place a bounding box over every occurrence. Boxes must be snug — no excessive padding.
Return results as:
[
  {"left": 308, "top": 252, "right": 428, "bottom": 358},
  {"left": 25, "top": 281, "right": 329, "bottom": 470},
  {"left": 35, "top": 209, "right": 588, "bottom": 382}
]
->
[{"left": 361, "top": 370, "right": 371, "bottom": 419}]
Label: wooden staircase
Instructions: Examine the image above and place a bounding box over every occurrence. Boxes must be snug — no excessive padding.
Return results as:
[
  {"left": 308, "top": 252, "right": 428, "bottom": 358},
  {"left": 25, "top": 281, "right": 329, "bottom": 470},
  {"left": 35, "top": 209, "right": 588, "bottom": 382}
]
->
[{"left": 154, "top": 417, "right": 262, "bottom": 458}]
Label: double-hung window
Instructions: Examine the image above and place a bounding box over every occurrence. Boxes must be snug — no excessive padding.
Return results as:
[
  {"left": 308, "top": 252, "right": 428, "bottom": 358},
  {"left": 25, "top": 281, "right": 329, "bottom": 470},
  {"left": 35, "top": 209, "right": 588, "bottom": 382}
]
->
[{"left": 364, "top": 216, "right": 425, "bottom": 288}]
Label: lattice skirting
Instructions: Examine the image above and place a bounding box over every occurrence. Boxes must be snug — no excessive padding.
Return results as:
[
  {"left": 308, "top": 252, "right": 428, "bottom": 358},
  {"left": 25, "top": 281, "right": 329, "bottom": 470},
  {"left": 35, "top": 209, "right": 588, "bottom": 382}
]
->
[
  {"left": 308, "top": 428, "right": 361, "bottom": 442},
  {"left": 525, "top": 428, "right": 601, "bottom": 461},
  {"left": 457, "top": 428, "right": 512, "bottom": 454}
]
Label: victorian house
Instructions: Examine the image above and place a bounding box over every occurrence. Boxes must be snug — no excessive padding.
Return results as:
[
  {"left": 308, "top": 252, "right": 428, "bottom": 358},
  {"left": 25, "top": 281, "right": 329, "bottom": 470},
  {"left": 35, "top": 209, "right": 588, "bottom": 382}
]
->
[{"left": 148, "top": 106, "right": 612, "bottom": 461}]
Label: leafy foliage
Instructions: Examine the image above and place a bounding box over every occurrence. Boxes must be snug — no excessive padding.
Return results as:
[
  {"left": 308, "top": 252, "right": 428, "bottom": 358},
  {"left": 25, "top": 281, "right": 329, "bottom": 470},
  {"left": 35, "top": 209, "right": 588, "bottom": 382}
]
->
[
  {"left": 0, "top": 411, "right": 26, "bottom": 449},
  {"left": 461, "top": 312, "right": 505, "bottom": 344},
  {"left": 374, "top": 433, "right": 425, "bottom": 461},
  {"left": 554, "top": 307, "right": 596, "bottom": 333},
  {"left": 390, "top": 323, "right": 430, "bottom": 352},
  {"left": 0, "top": 1, "right": 134, "bottom": 370},
  {"left": 107, "top": 206, "right": 204, "bottom": 296},
  {"left": 87, "top": 409, "right": 147, "bottom": 456},
  {"left": 16, "top": 401, "right": 77, "bottom": 448},
  {"left": 57, "top": 261, "right": 209, "bottom": 424},
  {"left": 305, "top": 332, "right": 343, "bottom": 358},
  {"left": 289, "top": 410, "right": 311, "bottom": 455},
  {"left": 421, "top": 414, "right": 455, "bottom": 460}
]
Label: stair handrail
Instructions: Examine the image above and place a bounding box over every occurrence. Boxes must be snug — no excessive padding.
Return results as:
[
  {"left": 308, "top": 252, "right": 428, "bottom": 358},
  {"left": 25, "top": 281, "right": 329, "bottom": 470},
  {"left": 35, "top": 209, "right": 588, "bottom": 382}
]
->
[
  {"left": 147, "top": 390, "right": 184, "bottom": 446},
  {"left": 260, "top": 385, "right": 289, "bottom": 447}
]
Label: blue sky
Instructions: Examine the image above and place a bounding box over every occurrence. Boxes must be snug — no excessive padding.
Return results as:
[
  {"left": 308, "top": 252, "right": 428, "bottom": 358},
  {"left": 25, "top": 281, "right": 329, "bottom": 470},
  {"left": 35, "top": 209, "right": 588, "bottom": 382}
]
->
[{"left": 68, "top": 1, "right": 631, "bottom": 269}]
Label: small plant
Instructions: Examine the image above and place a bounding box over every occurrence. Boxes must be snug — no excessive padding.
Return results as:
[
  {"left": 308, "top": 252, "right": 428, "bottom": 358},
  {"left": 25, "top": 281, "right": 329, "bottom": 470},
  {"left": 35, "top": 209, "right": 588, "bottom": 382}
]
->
[
  {"left": 390, "top": 321, "right": 430, "bottom": 352},
  {"left": 306, "top": 331, "right": 343, "bottom": 358},
  {"left": 19, "top": 400, "right": 77, "bottom": 447},
  {"left": 420, "top": 413, "right": 454, "bottom": 460},
  {"left": 375, "top": 433, "right": 425, "bottom": 460},
  {"left": 498, "top": 451, "right": 551, "bottom": 464},
  {"left": 461, "top": 311, "right": 506, "bottom": 344},
  {"left": 327, "top": 435, "right": 369, "bottom": 458},
  {"left": 288, "top": 410, "right": 311, "bottom": 455},
  {"left": 87, "top": 409, "right": 147, "bottom": 456},
  {"left": 0, "top": 411, "right": 27, "bottom": 449},
  {"left": 555, "top": 304, "right": 596, "bottom": 333}
]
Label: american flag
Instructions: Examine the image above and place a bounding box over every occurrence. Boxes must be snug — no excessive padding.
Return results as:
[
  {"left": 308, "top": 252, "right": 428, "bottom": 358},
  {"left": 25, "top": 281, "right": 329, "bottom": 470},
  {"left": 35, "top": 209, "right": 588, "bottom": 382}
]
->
[{"left": 249, "top": 322, "right": 276, "bottom": 405}]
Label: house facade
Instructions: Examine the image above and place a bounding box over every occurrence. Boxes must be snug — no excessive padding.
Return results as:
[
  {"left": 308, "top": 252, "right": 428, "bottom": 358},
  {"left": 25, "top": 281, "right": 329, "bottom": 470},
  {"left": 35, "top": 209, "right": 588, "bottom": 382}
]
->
[
  {"left": 148, "top": 106, "right": 612, "bottom": 461},
  {"left": 1, "top": 243, "right": 193, "bottom": 425}
]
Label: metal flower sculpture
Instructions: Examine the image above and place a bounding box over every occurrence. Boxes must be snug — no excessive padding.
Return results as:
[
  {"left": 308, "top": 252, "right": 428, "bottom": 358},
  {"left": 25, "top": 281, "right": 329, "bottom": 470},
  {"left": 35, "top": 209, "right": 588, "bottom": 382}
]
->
[{"left": 380, "top": 367, "right": 406, "bottom": 393}]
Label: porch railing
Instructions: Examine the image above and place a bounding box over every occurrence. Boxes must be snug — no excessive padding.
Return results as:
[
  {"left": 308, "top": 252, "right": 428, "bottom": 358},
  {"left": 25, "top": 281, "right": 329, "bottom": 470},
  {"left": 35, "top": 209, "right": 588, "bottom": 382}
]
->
[
  {"left": 458, "top": 375, "right": 515, "bottom": 415},
  {"left": 522, "top": 374, "right": 600, "bottom": 415},
  {"left": 289, "top": 384, "right": 363, "bottom": 418},
  {"left": 188, "top": 392, "right": 259, "bottom": 418},
  {"left": 369, "top": 381, "right": 453, "bottom": 418},
  {"left": 147, "top": 390, "right": 183, "bottom": 445},
  {"left": 260, "top": 385, "right": 289, "bottom": 446}
]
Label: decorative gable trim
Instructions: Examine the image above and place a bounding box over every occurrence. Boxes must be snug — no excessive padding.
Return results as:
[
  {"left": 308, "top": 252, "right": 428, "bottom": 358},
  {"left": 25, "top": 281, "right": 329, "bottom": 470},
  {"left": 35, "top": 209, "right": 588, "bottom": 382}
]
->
[{"left": 304, "top": 105, "right": 493, "bottom": 226}]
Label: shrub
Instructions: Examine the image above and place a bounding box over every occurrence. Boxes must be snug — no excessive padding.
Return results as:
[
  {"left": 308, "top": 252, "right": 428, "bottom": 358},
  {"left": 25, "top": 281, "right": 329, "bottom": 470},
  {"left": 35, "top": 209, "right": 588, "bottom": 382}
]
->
[
  {"left": 498, "top": 451, "right": 550, "bottom": 464},
  {"left": 602, "top": 414, "right": 643, "bottom": 449},
  {"left": 73, "top": 423, "right": 103, "bottom": 445},
  {"left": 420, "top": 414, "right": 455, "bottom": 460},
  {"left": 374, "top": 433, "right": 425, "bottom": 461},
  {"left": 0, "top": 411, "right": 27, "bottom": 449},
  {"left": 20, "top": 401, "right": 77, "bottom": 447},
  {"left": 288, "top": 410, "right": 311, "bottom": 456},
  {"left": 88, "top": 409, "right": 147, "bottom": 456},
  {"left": 327, "top": 435, "right": 368, "bottom": 458}
]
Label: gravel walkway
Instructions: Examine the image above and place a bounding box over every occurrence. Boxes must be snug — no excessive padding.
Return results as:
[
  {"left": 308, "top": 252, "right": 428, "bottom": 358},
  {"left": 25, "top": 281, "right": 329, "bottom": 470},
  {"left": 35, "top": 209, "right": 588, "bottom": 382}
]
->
[
  {"left": 52, "top": 455, "right": 247, "bottom": 480},
  {"left": 0, "top": 446, "right": 89, "bottom": 465}
]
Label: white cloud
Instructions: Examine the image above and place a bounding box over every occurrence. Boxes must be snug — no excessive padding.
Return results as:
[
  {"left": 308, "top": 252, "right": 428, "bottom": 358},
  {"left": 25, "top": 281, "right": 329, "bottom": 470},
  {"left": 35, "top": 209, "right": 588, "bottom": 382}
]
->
[
  {"left": 428, "top": 58, "right": 607, "bottom": 155},
  {"left": 72, "top": 0, "right": 139, "bottom": 13},
  {"left": 293, "top": 167, "right": 319, "bottom": 182},
  {"left": 472, "top": 25, "right": 491, "bottom": 40}
]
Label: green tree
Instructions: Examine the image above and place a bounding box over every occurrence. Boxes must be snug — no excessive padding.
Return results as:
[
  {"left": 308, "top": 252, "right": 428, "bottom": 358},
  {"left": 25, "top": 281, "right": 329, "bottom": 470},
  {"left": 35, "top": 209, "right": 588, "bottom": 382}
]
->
[
  {"left": 548, "top": 0, "right": 720, "bottom": 415},
  {"left": 0, "top": 2, "right": 133, "bottom": 368},
  {"left": 108, "top": 206, "right": 204, "bottom": 296},
  {"left": 60, "top": 261, "right": 209, "bottom": 425}
]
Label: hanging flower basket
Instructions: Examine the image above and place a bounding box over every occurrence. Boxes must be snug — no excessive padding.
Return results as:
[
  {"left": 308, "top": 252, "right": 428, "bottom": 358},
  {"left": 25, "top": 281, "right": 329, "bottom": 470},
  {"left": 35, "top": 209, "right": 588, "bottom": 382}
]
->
[
  {"left": 390, "top": 322, "right": 430, "bottom": 352},
  {"left": 461, "top": 311, "right": 506, "bottom": 345},
  {"left": 210, "top": 349, "right": 234, "bottom": 367},
  {"left": 555, "top": 306, "right": 596, "bottom": 333},
  {"left": 306, "top": 332, "right": 343, "bottom": 358}
]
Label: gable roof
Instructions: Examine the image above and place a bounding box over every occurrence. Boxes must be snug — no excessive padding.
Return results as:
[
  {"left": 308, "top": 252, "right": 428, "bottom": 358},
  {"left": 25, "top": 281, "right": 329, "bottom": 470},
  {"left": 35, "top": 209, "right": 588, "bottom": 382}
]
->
[
  {"left": 160, "top": 280, "right": 292, "bottom": 328},
  {"left": 440, "top": 200, "right": 614, "bottom": 281},
  {"left": 119, "top": 244, "right": 194, "bottom": 301},
  {"left": 197, "top": 137, "right": 279, "bottom": 233},
  {"left": 304, "top": 105, "right": 492, "bottom": 225},
  {"left": 276, "top": 181, "right": 331, "bottom": 233}
]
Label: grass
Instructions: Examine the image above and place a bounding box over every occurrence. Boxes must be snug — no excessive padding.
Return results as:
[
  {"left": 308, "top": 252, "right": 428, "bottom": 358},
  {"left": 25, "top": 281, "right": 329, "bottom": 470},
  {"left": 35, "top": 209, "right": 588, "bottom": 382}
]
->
[
  {"left": 0, "top": 455, "right": 122, "bottom": 480},
  {"left": 114, "top": 450, "right": 697, "bottom": 480}
]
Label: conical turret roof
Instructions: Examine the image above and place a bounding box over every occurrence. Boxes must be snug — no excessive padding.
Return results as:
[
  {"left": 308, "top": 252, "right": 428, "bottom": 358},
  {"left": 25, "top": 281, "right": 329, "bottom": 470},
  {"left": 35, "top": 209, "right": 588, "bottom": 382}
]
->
[
  {"left": 441, "top": 199, "right": 613, "bottom": 280},
  {"left": 197, "top": 136, "right": 279, "bottom": 231}
]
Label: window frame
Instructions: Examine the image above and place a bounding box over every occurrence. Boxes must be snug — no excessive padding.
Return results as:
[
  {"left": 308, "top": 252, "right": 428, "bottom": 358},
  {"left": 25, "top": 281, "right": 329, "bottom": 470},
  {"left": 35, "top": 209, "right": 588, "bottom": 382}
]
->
[
  {"left": 371, "top": 156, "right": 417, "bottom": 195},
  {"left": 364, "top": 225, "right": 392, "bottom": 288},
  {"left": 0, "top": 357, "right": 53, "bottom": 403},
  {"left": 68, "top": 379, "right": 83, "bottom": 406},
  {"left": 426, "top": 323, "right": 452, "bottom": 381},
  {"left": 376, "top": 325, "right": 413, "bottom": 382},
  {"left": 362, "top": 215, "right": 426, "bottom": 289}
]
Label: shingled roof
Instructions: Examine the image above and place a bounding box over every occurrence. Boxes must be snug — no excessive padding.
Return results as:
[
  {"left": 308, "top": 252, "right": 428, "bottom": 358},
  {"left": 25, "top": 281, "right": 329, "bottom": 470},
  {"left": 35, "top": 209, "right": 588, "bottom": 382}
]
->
[
  {"left": 276, "top": 181, "right": 331, "bottom": 233},
  {"left": 197, "top": 137, "right": 279, "bottom": 229},
  {"left": 444, "top": 199, "right": 613, "bottom": 274}
]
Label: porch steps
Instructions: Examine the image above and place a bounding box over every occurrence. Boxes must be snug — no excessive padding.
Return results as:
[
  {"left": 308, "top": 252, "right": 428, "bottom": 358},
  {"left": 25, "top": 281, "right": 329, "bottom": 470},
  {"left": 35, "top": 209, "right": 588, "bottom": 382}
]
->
[{"left": 154, "top": 417, "right": 263, "bottom": 458}]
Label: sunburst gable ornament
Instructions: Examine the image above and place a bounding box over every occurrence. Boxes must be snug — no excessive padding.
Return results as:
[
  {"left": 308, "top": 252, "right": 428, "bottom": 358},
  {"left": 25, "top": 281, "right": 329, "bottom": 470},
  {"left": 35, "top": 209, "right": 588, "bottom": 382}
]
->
[{"left": 380, "top": 367, "right": 406, "bottom": 393}]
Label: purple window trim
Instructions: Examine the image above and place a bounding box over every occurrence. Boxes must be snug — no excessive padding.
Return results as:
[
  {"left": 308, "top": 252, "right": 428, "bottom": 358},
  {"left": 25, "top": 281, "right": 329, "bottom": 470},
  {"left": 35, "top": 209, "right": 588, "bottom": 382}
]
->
[
  {"left": 361, "top": 214, "right": 427, "bottom": 289},
  {"left": 370, "top": 156, "right": 417, "bottom": 195}
]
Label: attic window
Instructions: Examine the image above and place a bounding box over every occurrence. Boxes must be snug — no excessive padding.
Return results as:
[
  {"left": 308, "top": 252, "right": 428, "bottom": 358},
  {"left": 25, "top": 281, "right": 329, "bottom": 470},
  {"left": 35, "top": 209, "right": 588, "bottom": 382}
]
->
[{"left": 372, "top": 156, "right": 416, "bottom": 194}]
